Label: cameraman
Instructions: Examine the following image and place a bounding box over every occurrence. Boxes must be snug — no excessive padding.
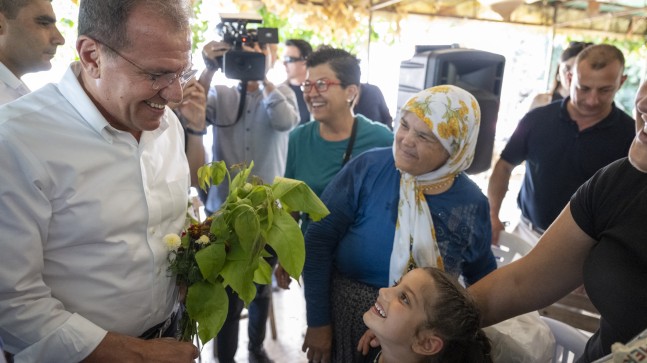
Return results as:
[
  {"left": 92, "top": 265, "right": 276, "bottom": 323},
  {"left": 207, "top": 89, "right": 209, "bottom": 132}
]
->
[{"left": 199, "top": 39, "right": 299, "bottom": 363}]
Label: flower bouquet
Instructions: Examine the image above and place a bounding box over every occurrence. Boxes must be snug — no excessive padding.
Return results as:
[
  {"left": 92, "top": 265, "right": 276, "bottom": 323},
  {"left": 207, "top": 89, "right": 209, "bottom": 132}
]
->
[{"left": 165, "top": 161, "right": 329, "bottom": 344}]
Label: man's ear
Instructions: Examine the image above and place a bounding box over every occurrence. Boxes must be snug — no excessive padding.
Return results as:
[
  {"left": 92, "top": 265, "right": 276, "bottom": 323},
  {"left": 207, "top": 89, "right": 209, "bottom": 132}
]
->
[
  {"left": 412, "top": 331, "right": 444, "bottom": 356},
  {"left": 620, "top": 74, "right": 628, "bottom": 88},
  {"left": 77, "top": 36, "right": 102, "bottom": 79}
]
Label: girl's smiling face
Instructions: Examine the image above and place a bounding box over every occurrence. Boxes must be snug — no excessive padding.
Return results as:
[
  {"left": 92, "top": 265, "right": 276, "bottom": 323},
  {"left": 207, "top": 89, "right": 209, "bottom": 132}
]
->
[{"left": 363, "top": 268, "right": 435, "bottom": 347}]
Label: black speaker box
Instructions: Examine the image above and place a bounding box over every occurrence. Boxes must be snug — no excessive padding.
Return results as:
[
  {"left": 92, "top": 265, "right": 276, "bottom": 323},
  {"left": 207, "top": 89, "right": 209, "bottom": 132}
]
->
[{"left": 397, "top": 47, "right": 505, "bottom": 174}]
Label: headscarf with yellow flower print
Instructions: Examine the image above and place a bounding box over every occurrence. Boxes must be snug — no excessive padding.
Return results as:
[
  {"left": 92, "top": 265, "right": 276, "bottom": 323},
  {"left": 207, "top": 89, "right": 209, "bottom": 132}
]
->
[{"left": 388, "top": 85, "right": 481, "bottom": 285}]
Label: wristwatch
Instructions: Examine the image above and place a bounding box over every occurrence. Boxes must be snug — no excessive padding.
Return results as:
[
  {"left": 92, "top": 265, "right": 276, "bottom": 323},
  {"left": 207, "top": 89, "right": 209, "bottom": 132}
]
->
[{"left": 185, "top": 127, "right": 207, "bottom": 136}]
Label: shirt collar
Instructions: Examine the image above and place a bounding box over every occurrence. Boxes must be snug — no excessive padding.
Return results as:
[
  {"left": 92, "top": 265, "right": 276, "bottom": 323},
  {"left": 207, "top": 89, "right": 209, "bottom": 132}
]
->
[
  {"left": 560, "top": 96, "right": 620, "bottom": 130},
  {"left": 57, "top": 62, "right": 169, "bottom": 143},
  {"left": 0, "top": 61, "right": 31, "bottom": 95}
]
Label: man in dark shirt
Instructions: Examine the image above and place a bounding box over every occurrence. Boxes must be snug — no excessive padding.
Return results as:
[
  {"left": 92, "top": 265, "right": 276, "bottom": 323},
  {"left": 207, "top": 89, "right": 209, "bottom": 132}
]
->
[
  {"left": 488, "top": 44, "right": 635, "bottom": 244},
  {"left": 283, "top": 39, "right": 312, "bottom": 124}
]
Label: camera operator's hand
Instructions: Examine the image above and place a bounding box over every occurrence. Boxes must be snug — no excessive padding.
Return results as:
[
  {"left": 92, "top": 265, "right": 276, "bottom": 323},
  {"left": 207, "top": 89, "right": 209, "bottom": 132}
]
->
[
  {"left": 199, "top": 41, "right": 231, "bottom": 96},
  {"left": 240, "top": 43, "right": 275, "bottom": 95},
  {"left": 201, "top": 40, "right": 230, "bottom": 71}
]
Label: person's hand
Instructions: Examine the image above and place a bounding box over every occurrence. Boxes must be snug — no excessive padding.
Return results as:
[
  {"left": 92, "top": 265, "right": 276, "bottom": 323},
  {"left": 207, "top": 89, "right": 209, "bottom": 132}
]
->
[
  {"left": 82, "top": 332, "right": 199, "bottom": 363},
  {"left": 357, "top": 329, "right": 380, "bottom": 356},
  {"left": 274, "top": 264, "right": 292, "bottom": 289},
  {"left": 490, "top": 214, "right": 506, "bottom": 245},
  {"left": 302, "top": 325, "right": 332, "bottom": 363},
  {"left": 177, "top": 79, "right": 206, "bottom": 133},
  {"left": 201, "top": 41, "right": 230, "bottom": 71}
]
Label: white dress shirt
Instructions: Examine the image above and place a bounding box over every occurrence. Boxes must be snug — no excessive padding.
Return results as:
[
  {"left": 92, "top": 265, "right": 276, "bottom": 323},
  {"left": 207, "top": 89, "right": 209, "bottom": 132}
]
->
[
  {"left": 0, "top": 62, "right": 189, "bottom": 363},
  {"left": 0, "top": 61, "right": 30, "bottom": 105}
]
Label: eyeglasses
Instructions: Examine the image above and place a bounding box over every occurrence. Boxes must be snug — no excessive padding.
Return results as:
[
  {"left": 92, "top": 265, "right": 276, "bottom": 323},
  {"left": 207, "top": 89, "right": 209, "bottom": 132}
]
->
[
  {"left": 99, "top": 41, "right": 197, "bottom": 90},
  {"left": 283, "top": 56, "right": 305, "bottom": 64},
  {"left": 300, "top": 79, "right": 342, "bottom": 93}
]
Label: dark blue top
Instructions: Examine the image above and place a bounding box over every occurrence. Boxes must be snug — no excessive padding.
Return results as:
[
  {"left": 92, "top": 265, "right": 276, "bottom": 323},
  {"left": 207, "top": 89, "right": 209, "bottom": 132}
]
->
[
  {"left": 288, "top": 83, "right": 310, "bottom": 125},
  {"left": 354, "top": 83, "right": 393, "bottom": 129},
  {"left": 303, "top": 147, "right": 496, "bottom": 326},
  {"left": 501, "top": 97, "right": 634, "bottom": 230}
]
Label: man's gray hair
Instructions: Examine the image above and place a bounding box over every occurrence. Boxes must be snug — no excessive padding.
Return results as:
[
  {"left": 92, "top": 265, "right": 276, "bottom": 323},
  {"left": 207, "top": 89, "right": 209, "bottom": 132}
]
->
[{"left": 78, "top": 0, "right": 191, "bottom": 51}]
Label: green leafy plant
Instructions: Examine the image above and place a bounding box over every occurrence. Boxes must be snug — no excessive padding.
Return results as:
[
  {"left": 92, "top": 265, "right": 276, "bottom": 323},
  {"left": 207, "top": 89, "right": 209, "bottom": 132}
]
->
[{"left": 165, "top": 161, "right": 329, "bottom": 344}]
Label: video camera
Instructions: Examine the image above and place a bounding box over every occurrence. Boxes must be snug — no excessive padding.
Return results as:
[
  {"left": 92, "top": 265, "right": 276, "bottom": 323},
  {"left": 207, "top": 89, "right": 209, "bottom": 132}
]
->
[{"left": 216, "top": 13, "right": 279, "bottom": 81}]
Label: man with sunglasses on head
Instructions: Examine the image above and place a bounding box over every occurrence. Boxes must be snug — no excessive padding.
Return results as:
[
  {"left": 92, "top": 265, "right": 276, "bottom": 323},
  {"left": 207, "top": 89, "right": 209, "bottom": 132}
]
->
[
  {"left": 199, "top": 37, "right": 299, "bottom": 363},
  {"left": 0, "top": 1, "right": 200, "bottom": 362},
  {"left": 0, "top": 0, "right": 65, "bottom": 105},
  {"left": 283, "top": 38, "right": 313, "bottom": 125}
]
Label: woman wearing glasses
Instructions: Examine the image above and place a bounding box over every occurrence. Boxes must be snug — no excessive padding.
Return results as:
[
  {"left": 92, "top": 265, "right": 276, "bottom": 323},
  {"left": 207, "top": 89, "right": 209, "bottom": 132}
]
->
[
  {"left": 279, "top": 47, "right": 393, "bottom": 232},
  {"left": 299, "top": 85, "right": 496, "bottom": 363}
]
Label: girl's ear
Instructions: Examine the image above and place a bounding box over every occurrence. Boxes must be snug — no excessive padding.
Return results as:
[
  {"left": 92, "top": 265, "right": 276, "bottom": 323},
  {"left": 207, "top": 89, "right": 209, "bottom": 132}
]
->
[{"left": 412, "top": 331, "right": 444, "bottom": 356}]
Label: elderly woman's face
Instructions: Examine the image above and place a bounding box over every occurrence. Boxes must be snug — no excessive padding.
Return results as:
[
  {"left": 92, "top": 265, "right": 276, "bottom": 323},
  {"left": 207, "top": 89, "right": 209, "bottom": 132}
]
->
[{"left": 395, "top": 111, "right": 450, "bottom": 176}]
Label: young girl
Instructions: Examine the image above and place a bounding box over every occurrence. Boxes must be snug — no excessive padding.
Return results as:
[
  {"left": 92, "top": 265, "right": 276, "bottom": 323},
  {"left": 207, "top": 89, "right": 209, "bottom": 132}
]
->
[{"left": 359, "top": 267, "right": 492, "bottom": 363}]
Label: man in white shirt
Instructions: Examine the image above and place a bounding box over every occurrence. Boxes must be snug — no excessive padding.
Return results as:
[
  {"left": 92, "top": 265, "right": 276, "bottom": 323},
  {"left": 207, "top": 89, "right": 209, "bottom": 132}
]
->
[
  {"left": 0, "top": 0, "right": 65, "bottom": 104},
  {"left": 0, "top": 1, "right": 200, "bottom": 362}
]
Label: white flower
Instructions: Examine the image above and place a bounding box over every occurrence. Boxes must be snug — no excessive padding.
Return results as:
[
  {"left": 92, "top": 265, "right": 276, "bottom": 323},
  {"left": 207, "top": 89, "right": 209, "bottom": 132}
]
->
[
  {"left": 196, "top": 235, "right": 210, "bottom": 245},
  {"left": 164, "top": 233, "right": 182, "bottom": 251}
]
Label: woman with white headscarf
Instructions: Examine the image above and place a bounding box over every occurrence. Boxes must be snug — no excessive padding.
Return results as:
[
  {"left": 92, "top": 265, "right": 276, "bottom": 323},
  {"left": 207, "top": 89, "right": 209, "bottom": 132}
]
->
[{"left": 301, "top": 85, "right": 497, "bottom": 363}]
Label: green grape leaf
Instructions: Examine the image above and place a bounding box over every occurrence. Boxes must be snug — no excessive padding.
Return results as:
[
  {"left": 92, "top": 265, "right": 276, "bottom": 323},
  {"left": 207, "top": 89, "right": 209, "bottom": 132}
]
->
[
  {"left": 220, "top": 259, "right": 258, "bottom": 305},
  {"left": 253, "top": 256, "right": 273, "bottom": 285},
  {"left": 185, "top": 280, "right": 228, "bottom": 344},
  {"left": 232, "top": 204, "right": 260, "bottom": 253},
  {"left": 210, "top": 211, "right": 231, "bottom": 242},
  {"left": 229, "top": 161, "right": 253, "bottom": 192},
  {"left": 195, "top": 242, "right": 226, "bottom": 282},
  {"left": 198, "top": 160, "right": 226, "bottom": 192},
  {"left": 266, "top": 208, "right": 305, "bottom": 279},
  {"left": 271, "top": 177, "right": 330, "bottom": 221}
]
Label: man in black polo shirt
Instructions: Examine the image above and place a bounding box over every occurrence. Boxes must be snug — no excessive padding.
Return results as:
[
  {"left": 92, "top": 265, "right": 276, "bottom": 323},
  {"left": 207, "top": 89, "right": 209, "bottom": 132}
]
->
[{"left": 488, "top": 44, "right": 635, "bottom": 245}]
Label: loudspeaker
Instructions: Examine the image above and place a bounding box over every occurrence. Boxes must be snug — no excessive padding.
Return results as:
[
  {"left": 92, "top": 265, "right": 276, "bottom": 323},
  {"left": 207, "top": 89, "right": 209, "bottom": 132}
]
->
[{"left": 397, "top": 47, "right": 505, "bottom": 174}]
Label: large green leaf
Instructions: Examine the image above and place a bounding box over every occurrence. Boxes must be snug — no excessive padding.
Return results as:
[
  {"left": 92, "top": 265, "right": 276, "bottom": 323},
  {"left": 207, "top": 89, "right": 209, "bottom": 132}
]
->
[
  {"left": 247, "top": 185, "right": 269, "bottom": 207},
  {"left": 232, "top": 204, "right": 260, "bottom": 253},
  {"left": 198, "top": 161, "right": 227, "bottom": 192},
  {"left": 266, "top": 208, "right": 305, "bottom": 279},
  {"left": 253, "top": 257, "right": 273, "bottom": 285},
  {"left": 271, "top": 177, "right": 330, "bottom": 221},
  {"left": 195, "top": 242, "right": 226, "bottom": 283},
  {"left": 220, "top": 259, "right": 258, "bottom": 305},
  {"left": 229, "top": 161, "right": 254, "bottom": 192},
  {"left": 210, "top": 211, "right": 231, "bottom": 242},
  {"left": 185, "top": 280, "right": 228, "bottom": 344}
]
